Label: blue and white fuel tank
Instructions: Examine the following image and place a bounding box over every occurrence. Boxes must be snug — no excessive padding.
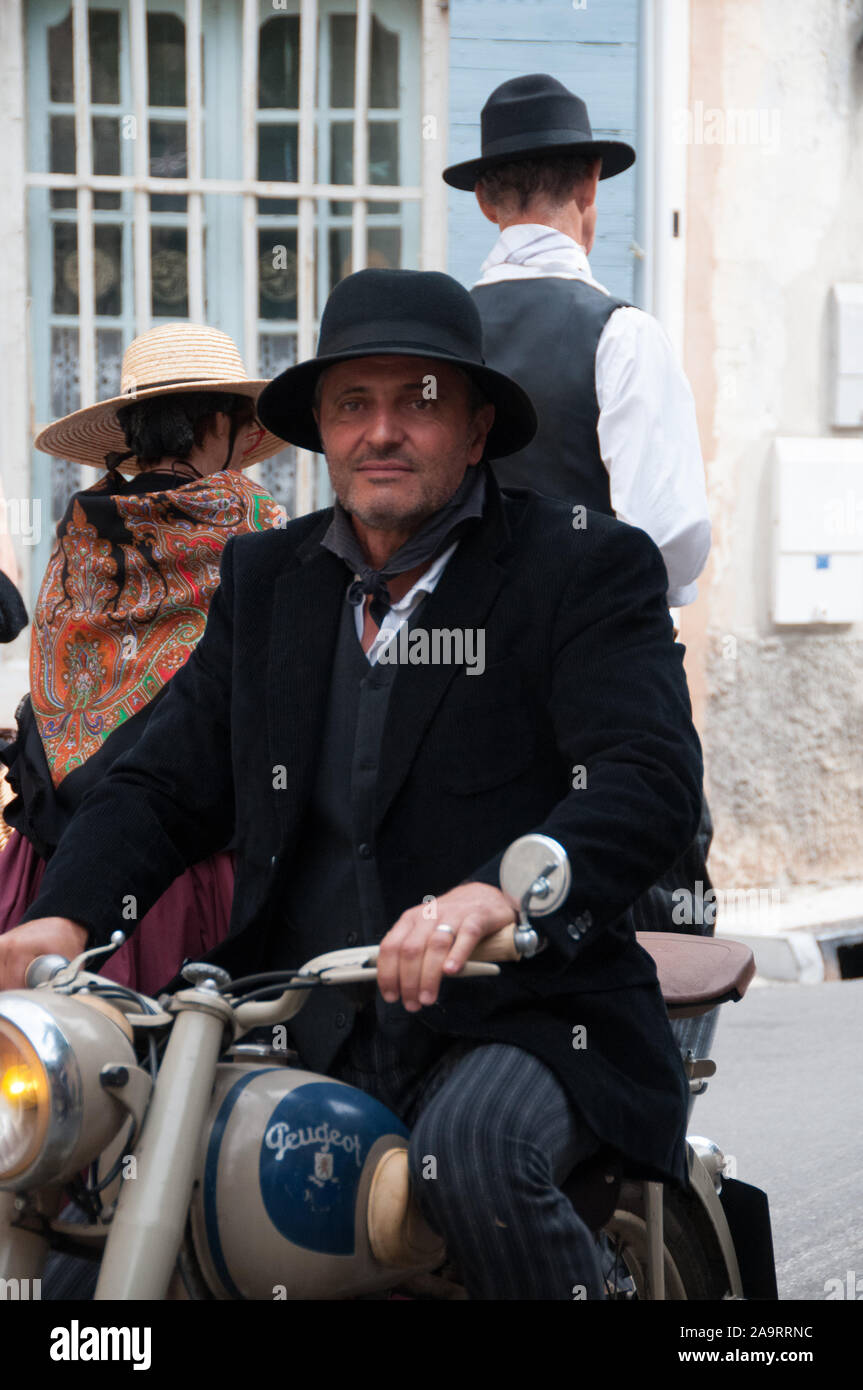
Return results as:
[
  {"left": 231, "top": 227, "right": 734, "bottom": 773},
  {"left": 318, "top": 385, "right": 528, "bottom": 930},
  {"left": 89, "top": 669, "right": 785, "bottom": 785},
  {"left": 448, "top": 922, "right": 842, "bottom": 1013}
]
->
[{"left": 189, "top": 1061, "right": 444, "bottom": 1299}]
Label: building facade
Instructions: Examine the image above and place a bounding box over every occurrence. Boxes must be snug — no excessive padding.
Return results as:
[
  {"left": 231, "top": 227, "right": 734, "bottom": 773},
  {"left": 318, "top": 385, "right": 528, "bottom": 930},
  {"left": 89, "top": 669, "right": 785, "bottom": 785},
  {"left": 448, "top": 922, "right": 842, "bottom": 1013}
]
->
[
  {"left": 5, "top": 0, "right": 855, "bottom": 895},
  {"left": 0, "top": 0, "right": 653, "bottom": 610}
]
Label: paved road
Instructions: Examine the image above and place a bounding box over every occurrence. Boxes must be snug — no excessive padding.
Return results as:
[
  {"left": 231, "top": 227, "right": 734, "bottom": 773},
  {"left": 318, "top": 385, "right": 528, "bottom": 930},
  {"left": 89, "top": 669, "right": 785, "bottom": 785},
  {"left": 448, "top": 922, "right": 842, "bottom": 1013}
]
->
[{"left": 689, "top": 976, "right": 863, "bottom": 1301}]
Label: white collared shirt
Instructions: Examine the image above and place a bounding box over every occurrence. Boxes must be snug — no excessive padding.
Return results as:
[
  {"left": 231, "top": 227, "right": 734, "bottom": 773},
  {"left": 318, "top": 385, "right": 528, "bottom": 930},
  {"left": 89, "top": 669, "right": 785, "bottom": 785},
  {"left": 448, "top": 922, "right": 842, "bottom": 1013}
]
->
[
  {"left": 473, "top": 224, "right": 711, "bottom": 608},
  {"left": 352, "top": 541, "right": 458, "bottom": 664}
]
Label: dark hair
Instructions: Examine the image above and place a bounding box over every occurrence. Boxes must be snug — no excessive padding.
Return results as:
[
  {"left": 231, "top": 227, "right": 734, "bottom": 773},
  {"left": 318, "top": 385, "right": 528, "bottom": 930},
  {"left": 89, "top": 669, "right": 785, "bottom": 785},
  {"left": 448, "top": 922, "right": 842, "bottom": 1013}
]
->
[
  {"left": 476, "top": 152, "right": 597, "bottom": 213},
  {"left": 113, "top": 391, "right": 256, "bottom": 470}
]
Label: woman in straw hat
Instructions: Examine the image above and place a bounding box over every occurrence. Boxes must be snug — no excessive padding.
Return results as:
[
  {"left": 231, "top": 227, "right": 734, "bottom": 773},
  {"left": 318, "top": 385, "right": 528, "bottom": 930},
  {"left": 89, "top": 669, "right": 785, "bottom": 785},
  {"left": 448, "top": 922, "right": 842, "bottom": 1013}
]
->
[{"left": 0, "top": 322, "right": 287, "bottom": 992}]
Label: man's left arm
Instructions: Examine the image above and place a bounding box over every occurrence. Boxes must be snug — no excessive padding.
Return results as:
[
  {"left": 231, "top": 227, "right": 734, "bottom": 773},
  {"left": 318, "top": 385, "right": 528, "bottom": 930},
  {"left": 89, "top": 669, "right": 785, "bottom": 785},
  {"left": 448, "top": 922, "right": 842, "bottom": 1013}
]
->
[
  {"left": 596, "top": 306, "right": 711, "bottom": 608},
  {"left": 465, "top": 519, "right": 704, "bottom": 968},
  {"left": 379, "top": 519, "right": 703, "bottom": 1004}
]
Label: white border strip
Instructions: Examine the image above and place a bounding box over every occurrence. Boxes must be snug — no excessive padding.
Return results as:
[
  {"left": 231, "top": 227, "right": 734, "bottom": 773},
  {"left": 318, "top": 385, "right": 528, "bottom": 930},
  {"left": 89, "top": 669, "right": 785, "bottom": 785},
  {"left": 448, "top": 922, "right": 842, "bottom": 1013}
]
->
[
  {"left": 295, "top": 0, "right": 319, "bottom": 516},
  {"left": 26, "top": 173, "right": 421, "bottom": 199},
  {"left": 72, "top": 0, "right": 95, "bottom": 410},
  {"left": 241, "top": 0, "right": 259, "bottom": 373},
  {"left": 129, "top": 0, "right": 151, "bottom": 333},
  {"left": 351, "top": 0, "right": 370, "bottom": 273},
  {"left": 651, "top": 0, "right": 690, "bottom": 355},
  {"left": 420, "top": 0, "right": 448, "bottom": 270},
  {"left": 186, "top": 0, "right": 204, "bottom": 323}
]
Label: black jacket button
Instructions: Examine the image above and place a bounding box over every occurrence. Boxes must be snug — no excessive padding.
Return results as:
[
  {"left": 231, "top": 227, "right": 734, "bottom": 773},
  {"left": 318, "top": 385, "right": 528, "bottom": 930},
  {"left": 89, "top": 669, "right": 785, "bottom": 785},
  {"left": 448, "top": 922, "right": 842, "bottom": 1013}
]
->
[
  {"left": 568, "top": 912, "right": 592, "bottom": 940},
  {"left": 335, "top": 1012, "right": 347, "bottom": 1028},
  {"left": 346, "top": 931, "right": 358, "bottom": 946},
  {"left": 357, "top": 843, "right": 373, "bottom": 859}
]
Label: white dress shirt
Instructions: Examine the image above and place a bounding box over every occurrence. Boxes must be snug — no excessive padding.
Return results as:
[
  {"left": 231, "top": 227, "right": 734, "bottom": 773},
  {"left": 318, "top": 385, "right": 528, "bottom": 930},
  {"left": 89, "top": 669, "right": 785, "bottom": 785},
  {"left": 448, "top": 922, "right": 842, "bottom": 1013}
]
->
[
  {"left": 352, "top": 541, "right": 458, "bottom": 664},
  {"left": 473, "top": 224, "right": 711, "bottom": 607}
]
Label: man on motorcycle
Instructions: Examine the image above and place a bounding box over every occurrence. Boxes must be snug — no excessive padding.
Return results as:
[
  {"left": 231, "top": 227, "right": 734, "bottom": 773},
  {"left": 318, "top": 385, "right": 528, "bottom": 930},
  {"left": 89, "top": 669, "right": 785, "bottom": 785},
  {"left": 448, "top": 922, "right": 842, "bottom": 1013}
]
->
[{"left": 0, "top": 269, "right": 703, "bottom": 1300}]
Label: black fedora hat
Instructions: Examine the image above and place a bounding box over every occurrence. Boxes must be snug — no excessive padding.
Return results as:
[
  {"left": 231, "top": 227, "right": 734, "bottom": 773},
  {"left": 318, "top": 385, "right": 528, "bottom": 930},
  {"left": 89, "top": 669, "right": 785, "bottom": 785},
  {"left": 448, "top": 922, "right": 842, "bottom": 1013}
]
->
[
  {"left": 256, "top": 268, "right": 537, "bottom": 459},
  {"left": 442, "top": 73, "right": 636, "bottom": 191}
]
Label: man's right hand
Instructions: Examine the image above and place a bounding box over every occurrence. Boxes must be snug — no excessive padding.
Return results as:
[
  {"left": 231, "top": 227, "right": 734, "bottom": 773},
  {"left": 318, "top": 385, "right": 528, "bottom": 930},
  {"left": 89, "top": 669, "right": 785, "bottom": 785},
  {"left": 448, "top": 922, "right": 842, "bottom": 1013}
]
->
[{"left": 0, "top": 918, "right": 89, "bottom": 991}]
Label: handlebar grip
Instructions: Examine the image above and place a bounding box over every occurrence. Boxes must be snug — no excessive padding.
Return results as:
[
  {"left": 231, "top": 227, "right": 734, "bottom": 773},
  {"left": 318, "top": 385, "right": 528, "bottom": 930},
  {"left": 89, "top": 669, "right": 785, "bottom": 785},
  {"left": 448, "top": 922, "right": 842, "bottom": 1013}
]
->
[{"left": 467, "top": 924, "right": 521, "bottom": 963}]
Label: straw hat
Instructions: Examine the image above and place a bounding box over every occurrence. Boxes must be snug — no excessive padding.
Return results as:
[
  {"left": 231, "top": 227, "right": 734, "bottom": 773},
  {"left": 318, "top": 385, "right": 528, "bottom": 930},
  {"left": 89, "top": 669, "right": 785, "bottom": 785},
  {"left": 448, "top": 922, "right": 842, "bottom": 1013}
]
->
[{"left": 34, "top": 323, "right": 289, "bottom": 471}]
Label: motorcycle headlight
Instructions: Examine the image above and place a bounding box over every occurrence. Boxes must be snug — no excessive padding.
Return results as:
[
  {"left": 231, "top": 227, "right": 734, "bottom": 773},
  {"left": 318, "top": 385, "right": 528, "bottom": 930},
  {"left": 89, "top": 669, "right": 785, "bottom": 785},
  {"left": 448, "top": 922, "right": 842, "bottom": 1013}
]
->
[
  {"left": 0, "top": 994, "right": 135, "bottom": 1191},
  {"left": 0, "top": 1021, "right": 50, "bottom": 1177}
]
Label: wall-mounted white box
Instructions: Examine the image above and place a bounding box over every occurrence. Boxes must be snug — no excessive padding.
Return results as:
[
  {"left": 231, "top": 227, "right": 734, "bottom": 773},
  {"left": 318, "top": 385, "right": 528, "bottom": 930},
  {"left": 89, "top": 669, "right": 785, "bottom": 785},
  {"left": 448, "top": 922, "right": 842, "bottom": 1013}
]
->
[
  {"left": 772, "top": 437, "right": 863, "bottom": 624},
  {"left": 831, "top": 284, "right": 863, "bottom": 428}
]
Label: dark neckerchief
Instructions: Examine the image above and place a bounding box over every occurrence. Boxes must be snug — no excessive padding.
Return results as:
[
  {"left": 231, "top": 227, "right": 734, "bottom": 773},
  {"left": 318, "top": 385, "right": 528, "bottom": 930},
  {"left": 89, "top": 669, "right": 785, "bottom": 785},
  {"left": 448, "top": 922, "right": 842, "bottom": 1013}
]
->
[{"left": 321, "top": 464, "right": 487, "bottom": 625}]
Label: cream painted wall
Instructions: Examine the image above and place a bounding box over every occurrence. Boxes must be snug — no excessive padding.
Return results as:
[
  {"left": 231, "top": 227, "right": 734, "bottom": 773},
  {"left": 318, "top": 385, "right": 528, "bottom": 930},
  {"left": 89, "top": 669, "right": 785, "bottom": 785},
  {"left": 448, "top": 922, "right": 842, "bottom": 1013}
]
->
[{"left": 684, "top": 0, "right": 863, "bottom": 886}]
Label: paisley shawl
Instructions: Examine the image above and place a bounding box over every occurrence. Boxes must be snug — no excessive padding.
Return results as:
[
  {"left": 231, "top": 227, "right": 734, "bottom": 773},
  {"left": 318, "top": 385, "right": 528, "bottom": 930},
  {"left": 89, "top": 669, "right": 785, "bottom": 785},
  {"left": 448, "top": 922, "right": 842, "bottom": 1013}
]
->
[{"left": 30, "top": 468, "right": 283, "bottom": 787}]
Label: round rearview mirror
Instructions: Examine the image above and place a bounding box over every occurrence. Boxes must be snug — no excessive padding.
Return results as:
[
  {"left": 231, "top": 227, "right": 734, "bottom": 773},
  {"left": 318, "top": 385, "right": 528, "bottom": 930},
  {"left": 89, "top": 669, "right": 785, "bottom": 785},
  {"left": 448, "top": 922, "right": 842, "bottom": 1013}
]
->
[{"left": 499, "top": 834, "right": 572, "bottom": 917}]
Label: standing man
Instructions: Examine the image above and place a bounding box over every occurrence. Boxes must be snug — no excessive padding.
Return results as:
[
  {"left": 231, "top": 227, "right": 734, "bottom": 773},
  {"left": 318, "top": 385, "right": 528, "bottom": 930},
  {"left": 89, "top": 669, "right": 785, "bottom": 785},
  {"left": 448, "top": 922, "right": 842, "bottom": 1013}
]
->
[
  {"left": 444, "top": 73, "right": 710, "bottom": 608},
  {"left": 444, "top": 75, "right": 714, "bottom": 976},
  {"left": 0, "top": 270, "right": 703, "bottom": 1299}
]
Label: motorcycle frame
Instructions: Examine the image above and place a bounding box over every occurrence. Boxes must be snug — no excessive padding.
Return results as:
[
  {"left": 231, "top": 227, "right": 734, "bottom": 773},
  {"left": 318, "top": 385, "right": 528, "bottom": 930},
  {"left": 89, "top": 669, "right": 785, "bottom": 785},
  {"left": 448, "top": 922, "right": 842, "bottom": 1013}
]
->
[
  {"left": 0, "top": 917, "right": 754, "bottom": 1302},
  {"left": 94, "top": 987, "right": 233, "bottom": 1300},
  {"left": 0, "top": 1008, "right": 746, "bottom": 1301}
]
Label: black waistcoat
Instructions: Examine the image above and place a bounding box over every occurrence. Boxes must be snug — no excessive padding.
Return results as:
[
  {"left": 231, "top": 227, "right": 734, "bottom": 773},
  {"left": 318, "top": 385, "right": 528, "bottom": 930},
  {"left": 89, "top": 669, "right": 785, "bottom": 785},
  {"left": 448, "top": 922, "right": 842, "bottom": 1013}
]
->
[
  {"left": 471, "top": 277, "right": 628, "bottom": 515},
  {"left": 268, "top": 595, "right": 438, "bottom": 1076},
  {"left": 265, "top": 595, "right": 391, "bottom": 1067}
]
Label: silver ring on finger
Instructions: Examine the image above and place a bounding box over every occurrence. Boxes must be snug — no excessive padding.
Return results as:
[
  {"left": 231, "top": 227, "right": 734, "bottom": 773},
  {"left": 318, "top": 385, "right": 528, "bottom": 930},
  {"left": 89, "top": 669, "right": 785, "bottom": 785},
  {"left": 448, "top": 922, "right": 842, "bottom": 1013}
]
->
[{"left": 434, "top": 924, "right": 455, "bottom": 936}]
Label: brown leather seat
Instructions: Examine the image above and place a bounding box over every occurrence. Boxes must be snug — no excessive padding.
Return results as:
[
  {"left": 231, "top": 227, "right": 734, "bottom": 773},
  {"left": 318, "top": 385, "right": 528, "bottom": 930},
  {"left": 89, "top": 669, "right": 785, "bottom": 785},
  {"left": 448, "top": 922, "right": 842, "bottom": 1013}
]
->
[{"left": 636, "top": 932, "right": 756, "bottom": 1019}]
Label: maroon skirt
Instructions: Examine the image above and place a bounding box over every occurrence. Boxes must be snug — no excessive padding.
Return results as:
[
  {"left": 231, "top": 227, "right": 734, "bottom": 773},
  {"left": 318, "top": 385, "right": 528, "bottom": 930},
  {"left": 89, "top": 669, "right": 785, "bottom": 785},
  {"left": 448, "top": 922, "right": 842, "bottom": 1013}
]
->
[{"left": 0, "top": 826, "right": 235, "bottom": 996}]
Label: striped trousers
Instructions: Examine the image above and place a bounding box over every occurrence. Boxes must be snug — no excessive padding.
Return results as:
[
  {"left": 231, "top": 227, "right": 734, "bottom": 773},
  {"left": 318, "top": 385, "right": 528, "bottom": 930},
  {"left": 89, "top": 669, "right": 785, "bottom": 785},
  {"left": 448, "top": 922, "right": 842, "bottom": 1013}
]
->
[{"left": 336, "top": 1035, "right": 605, "bottom": 1301}]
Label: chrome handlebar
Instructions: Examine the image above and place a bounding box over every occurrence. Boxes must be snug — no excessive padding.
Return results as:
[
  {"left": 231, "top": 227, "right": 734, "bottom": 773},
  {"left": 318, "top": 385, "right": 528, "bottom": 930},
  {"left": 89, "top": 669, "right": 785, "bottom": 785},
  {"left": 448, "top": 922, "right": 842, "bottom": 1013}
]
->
[{"left": 24, "top": 923, "right": 544, "bottom": 1035}]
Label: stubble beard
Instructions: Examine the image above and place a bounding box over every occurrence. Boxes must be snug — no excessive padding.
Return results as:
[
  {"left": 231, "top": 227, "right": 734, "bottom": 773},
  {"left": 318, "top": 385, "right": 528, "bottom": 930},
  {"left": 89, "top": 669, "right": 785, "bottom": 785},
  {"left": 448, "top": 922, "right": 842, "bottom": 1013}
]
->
[
  {"left": 334, "top": 449, "right": 470, "bottom": 535},
  {"left": 345, "top": 490, "right": 441, "bottom": 533}
]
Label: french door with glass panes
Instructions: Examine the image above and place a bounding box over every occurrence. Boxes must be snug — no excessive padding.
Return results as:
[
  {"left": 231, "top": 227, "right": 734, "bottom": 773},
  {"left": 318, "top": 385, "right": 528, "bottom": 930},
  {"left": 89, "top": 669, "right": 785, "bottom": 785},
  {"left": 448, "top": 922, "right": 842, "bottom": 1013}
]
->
[{"left": 25, "top": 0, "right": 437, "bottom": 586}]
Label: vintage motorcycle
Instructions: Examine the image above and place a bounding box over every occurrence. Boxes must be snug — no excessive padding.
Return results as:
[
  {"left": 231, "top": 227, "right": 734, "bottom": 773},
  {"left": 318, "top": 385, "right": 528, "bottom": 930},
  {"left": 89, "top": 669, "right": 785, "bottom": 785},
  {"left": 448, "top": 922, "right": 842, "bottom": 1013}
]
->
[{"left": 0, "top": 834, "right": 776, "bottom": 1300}]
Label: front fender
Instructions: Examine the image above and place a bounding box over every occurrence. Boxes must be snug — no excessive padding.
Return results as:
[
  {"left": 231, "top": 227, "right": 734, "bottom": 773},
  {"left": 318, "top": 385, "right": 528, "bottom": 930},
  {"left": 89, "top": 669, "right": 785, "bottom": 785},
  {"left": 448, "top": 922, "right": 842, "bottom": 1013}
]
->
[{"left": 685, "top": 1144, "right": 744, "bottom": 1298}]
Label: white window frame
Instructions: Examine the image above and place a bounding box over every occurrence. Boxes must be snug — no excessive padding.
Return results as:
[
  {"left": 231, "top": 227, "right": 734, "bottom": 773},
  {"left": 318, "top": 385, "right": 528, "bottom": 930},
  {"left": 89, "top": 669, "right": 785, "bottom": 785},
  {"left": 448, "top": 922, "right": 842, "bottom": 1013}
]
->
[
  {"left": 12, "top": 0, "right": 449, "bottom": 594},
  {"left": 635, "top": 0, "right": 689, "bottom": 352}
]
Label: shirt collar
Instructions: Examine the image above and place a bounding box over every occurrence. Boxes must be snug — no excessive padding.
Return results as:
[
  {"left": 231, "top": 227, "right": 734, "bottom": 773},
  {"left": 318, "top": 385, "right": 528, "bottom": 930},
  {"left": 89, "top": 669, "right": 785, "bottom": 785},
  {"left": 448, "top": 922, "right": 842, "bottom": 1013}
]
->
[
  {"left": 384, "top": 540, "right": 459, "bottom": 614},
  {"left": 474, "top": 223, "right": 607, "bottom": 291}
]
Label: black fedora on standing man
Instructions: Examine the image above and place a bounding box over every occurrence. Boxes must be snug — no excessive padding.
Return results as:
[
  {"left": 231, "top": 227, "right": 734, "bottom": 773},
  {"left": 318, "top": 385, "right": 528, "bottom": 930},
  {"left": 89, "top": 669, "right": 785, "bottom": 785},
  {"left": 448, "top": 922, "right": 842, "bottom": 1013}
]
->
[{"left": 442, "top": 72, "right": 635, "bottom": 190}]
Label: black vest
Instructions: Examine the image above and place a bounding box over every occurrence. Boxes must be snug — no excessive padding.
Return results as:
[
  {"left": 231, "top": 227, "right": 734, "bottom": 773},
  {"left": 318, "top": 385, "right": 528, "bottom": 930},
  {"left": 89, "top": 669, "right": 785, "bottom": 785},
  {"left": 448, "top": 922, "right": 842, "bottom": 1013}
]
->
[
  {"left": 269, "top": 595, "right": 438, "bottom": 1076},
  {"left": 472, "top": 277, "right": 628, "bottom": 515}
]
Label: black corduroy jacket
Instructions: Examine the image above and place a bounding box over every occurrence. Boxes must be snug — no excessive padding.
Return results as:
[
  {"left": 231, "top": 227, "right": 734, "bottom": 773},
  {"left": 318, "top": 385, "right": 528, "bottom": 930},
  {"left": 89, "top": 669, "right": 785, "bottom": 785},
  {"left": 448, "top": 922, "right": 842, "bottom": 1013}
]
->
[{"left": 23, "top": 475, "right": 703, "bottom": 1183}]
